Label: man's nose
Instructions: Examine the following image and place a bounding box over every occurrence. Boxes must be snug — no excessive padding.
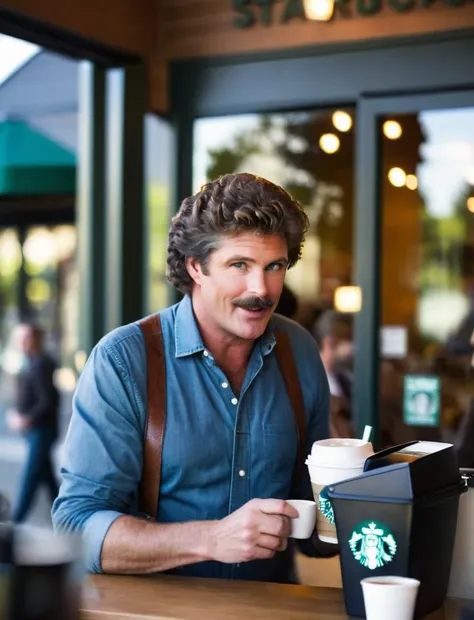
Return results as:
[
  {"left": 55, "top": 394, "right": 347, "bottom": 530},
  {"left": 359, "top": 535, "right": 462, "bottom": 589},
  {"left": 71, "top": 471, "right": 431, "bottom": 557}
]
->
[{"left": 247, "top": 269, "right": 268, "bottom": 297}]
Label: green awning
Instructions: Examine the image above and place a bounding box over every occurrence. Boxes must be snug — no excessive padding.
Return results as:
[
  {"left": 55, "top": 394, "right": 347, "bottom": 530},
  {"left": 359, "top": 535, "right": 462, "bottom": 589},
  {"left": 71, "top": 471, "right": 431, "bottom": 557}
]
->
[{"left": 0, "top": 119, "right": 76, "bottom": 195}]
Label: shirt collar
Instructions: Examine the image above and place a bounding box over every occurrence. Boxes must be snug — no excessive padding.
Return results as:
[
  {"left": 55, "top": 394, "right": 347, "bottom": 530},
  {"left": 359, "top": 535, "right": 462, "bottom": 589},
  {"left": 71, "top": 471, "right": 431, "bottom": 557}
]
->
[
  {"left": 259, "top": 319, "right": 276, "bottom": 357},
  {"left": 174, "top": 295, "right": 206, "bottom": 358},
  {"left": 174, "top": 294, "right": 277, "bottom": 359}
]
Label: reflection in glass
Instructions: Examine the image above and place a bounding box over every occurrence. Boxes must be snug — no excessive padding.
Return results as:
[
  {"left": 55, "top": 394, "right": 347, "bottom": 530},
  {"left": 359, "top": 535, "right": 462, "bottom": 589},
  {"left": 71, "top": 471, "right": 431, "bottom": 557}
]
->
[
  {"left": 379, "top": 107, "right": 474, "bottom": 451},
  {"left": 0, "top": 224, "right": 78, "bottom": 417},
  {"left": 146, "top": 114, "right": 174, "bottom": 313},
  {"left": 0, "top": 229, "right": 21, "bottom": 368},
  {"left": 193, "top": 109, "right": 355, "bottom": 330}
]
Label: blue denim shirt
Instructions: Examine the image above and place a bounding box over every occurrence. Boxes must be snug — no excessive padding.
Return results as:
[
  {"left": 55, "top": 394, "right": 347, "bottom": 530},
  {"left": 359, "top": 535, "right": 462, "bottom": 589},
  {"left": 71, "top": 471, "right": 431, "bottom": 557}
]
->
[{"left": 52, "top": 295, "right": 329, "bottom": 581}]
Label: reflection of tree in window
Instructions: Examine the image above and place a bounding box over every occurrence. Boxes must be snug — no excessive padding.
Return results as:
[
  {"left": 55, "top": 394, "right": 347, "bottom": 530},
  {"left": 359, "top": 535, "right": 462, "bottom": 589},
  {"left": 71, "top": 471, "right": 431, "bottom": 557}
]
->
[
  {"left": 0, "top": 229, "right": 21, "bottom": 344},
  {"left": 203, "top": 111, "right": 354, "bottom": 307}
]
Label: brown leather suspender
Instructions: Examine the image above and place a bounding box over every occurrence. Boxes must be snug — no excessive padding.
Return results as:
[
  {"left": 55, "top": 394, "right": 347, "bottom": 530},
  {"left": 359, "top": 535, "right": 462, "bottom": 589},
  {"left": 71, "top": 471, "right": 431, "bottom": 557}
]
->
[
  {"left": 138, "top": 315, "right": 307, "bottom": 520},
  {"left": 138, "top": 314, "right": 167, "bottom": 519},
  {"left": 274, "top": 329, "right": 307, "bottom": 490}
]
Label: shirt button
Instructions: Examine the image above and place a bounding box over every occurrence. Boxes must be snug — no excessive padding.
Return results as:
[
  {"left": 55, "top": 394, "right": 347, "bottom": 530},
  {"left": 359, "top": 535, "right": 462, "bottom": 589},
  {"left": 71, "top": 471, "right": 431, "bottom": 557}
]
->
[
  {"left": 239, "top": 470, "right": 246, "bottom": 477},
  {"left": 203, "top": 350, "right": 209, "bottom": 357},
  {"left": 222, "top": 382, "right": 228, "bottom": 389},
  {"left": 231, "top": 398, "right": 238, "bottom": 405}
]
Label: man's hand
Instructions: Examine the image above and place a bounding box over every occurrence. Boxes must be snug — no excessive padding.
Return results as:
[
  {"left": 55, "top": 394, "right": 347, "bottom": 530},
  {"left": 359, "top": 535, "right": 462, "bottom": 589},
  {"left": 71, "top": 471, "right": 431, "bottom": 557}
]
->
[
  {"left": 208, "top": 498, "right": 299, "bottom": 564},
  {"left": 6, "top": 409, "right": 31, "bottom": 433}
]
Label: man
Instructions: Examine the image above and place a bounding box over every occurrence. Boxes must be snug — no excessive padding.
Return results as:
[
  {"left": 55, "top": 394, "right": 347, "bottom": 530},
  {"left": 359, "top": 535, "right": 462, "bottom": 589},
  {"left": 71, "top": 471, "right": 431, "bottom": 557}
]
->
[
  {"left": 6, "top": 324, "right": 59, "bottom": 522},
  {"left": 52, "top": 173, "right": 331, "bottom": 582},
  {"left": 313, "top": 310, "right": 355, "bottom": 438}
]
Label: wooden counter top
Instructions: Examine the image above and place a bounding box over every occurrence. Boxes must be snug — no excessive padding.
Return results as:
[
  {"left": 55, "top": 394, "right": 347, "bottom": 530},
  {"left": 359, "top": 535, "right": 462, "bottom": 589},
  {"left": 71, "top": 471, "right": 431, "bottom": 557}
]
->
[{"left": 81, "top": 574, "right": 467, "bottom": 620}]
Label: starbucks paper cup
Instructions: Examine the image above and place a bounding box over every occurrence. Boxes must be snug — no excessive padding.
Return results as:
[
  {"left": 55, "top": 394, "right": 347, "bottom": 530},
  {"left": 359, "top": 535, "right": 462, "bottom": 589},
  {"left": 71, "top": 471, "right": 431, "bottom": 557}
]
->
[{"left": 306, "top": 438, "right": 373, "bottom": 543}]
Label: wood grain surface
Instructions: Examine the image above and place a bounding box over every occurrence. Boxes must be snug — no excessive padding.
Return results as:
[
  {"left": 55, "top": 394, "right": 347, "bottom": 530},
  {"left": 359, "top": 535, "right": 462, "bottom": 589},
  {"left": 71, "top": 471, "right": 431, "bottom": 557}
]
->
[{"left": 81, "top": 573, "right": 466, "bottom": 620}]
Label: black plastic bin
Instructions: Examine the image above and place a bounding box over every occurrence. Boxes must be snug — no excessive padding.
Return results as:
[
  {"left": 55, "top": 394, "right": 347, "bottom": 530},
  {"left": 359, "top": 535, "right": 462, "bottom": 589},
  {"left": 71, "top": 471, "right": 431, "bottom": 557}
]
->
[{"left": 327, "top": 441, "right": 466, "bottom": 619}]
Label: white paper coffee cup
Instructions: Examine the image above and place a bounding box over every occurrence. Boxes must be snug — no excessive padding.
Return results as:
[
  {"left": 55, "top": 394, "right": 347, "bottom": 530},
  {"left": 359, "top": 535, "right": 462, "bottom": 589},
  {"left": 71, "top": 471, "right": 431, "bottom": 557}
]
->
[
  {"left": 306, "top": 438, "right": 374, "bottom": 543},
  {"left": 286, "top": 499, "right": 317, "bottom": 539},
  {"left": 361, "top": 576, "right": 420, "bottom": 620}
]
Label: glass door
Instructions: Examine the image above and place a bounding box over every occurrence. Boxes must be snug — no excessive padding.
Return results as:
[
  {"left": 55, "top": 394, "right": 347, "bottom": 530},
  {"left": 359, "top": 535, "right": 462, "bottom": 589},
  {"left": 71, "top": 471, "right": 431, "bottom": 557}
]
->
[{"left": 355, "top": 91, "right": 474, "bottom": 453}]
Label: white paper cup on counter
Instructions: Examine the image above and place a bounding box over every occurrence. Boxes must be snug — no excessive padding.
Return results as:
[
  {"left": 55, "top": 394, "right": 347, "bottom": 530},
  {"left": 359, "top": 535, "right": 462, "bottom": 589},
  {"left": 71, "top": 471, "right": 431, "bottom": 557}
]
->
[
  {"left": 361, "top": 576, "right": 420, "bottom": 620},
  {"left": 306, "top": 438, "right": 374, "bottom": 543},
  {"left": 286, "top": 499, "right": 317, "bottom": 539}
]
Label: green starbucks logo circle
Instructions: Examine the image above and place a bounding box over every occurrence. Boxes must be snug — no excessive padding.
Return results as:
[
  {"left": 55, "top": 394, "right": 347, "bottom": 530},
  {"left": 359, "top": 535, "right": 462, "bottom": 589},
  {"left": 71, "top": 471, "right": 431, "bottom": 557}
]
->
[
  {"left": 349, "top": 521, "right": 397, "bottom": 570},
  {"left": 318, "top": 487, "right": 335, "bottom": 525}
]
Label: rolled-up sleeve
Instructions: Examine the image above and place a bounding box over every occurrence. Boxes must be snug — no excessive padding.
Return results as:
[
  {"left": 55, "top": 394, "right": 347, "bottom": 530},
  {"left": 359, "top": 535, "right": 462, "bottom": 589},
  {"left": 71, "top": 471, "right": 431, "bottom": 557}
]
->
[{"left": 52, "top": 335, "right": 145, "bottom": 573}]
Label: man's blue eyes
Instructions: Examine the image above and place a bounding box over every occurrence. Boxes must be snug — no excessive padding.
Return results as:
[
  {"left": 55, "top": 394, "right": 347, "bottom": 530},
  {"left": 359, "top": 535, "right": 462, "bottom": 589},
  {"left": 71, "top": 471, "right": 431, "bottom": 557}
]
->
[{"left": 231, "top": 263, "right": 283, "bottom": 271}]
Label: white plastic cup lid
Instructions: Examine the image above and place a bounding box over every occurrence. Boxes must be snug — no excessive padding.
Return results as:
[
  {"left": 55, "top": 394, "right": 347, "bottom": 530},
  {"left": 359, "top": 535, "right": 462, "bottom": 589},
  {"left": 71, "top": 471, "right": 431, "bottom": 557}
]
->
[{"left": 308, "top": 438, "right": 374, "bottom": 468}]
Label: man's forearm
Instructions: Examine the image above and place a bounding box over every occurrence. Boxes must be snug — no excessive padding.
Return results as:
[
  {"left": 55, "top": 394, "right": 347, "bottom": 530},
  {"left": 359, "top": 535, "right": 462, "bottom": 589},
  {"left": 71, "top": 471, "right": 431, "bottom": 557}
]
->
[{"left": 100, "top": 515, "right": 217, "bottom": 574}]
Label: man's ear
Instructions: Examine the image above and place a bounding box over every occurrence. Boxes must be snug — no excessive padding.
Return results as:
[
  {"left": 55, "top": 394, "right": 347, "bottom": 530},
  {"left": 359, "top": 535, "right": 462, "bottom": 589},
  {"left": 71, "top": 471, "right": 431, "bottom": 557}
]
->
[{"left": 185, "top": 257, "right": 204, "bottom": 287}]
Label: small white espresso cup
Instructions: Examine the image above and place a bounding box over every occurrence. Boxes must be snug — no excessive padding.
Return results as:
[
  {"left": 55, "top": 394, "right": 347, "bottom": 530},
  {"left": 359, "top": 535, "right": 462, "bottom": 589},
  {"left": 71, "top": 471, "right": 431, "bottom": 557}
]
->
[
  {"left": 361, "top": 576, "right": 420, "bottom": 620},
  {"left": 286, "top": 499, "right": 317, "bottom": 539}
]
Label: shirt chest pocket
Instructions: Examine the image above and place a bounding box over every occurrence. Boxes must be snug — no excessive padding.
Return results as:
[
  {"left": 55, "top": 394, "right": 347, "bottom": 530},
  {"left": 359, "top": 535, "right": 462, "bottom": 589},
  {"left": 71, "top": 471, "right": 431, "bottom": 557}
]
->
[{"left": 262, "top": 422, "right": 298, "bottom": 484}]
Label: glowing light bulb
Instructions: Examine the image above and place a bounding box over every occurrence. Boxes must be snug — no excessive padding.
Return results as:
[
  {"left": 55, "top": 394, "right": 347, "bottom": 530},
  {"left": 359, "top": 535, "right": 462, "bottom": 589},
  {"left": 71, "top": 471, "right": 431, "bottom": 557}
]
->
[
  {"left": 319, "top": 133, "right": 340, "bottom": 154},
  {"left": 332, "top": 111, "right": 352, "bottom": 132},
  {"left": 303, "top": 0, "right": 335, "bottom": 21},
  {"left": 334, "top": 286, "right": 362, "bottom": 313},
  {"left": 383, "top": 120, "right": 402, "bottom": 140},
  {"left": 406, "top": 174, "right": 418, "bottom": 191},
  {"left": 388, "top": 167, "right": 406, "bottom": 188}
]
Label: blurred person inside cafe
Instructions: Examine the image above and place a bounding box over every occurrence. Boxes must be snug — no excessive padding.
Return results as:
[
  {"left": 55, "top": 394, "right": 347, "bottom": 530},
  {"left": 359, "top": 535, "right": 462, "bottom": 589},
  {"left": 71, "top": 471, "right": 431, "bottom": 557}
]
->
[{"left": 312, "top": 310, "right": 355, "bottom": 439}]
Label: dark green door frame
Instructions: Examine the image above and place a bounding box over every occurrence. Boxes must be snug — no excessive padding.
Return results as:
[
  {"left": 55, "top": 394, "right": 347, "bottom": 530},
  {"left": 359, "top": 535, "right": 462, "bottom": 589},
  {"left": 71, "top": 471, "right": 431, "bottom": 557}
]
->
[
  {"left": 170, "top": 32, "right": 474, "bottom": 437},
  {"left": 77, "top": 62, "right": 107, "bottom": 354},
  {"left": 355, "top": 89, "right": 474, "bottom": 447},
  {"left": 104, "top": 63, "right": 147, "bottom": 333},
  {"left": 78, "top": 61, "right": 147, "bottom": 349}
]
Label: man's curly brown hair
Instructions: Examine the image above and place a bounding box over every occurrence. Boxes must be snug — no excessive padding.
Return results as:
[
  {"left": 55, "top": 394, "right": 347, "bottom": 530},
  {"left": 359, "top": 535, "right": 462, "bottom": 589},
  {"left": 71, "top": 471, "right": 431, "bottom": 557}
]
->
[{"left": 167, "top": 173, "right": 309, "bottom": 295}]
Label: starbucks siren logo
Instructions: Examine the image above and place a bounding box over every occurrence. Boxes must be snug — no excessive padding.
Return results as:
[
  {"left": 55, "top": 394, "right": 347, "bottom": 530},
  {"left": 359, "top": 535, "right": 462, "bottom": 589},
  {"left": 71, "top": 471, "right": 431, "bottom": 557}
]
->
[
  {"left": 318, "top": 487, "right": 335, "bottom": 525},
  {"left": 349, "top": 521, "right": 397, "bottom": 570}
]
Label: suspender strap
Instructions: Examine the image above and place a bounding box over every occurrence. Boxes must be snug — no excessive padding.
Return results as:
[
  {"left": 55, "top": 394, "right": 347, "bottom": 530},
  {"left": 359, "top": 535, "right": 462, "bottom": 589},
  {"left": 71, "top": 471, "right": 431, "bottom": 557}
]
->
[
  {"left": 139, "top": 320, "right": 306, "bottom": 520},
  {"left": 274, "top": 330, "right": 307, "bottom": 488},
  {"left": 138, "top": 314, "right": 166, "bottom": 520}
]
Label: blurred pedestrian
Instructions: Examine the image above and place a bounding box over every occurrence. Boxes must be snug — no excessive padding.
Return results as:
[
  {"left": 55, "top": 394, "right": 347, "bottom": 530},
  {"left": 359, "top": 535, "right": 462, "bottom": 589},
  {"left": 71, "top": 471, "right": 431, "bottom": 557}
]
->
[{"left": 6, "top": 323, "right": 59, "bottom": 522}]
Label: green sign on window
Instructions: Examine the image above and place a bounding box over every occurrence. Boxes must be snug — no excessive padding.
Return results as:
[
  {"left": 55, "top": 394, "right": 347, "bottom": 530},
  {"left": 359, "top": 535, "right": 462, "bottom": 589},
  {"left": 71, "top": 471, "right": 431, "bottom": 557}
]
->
[{"left": 403, "top": 375, "right": 440, "bottom": 427}]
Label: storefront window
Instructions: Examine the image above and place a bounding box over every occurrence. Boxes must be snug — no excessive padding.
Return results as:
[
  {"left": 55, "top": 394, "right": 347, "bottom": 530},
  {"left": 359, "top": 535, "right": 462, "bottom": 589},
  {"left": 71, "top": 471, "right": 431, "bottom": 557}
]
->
[
  {"left": 0, "top": 224, "right": 78, "bottom": 423},
  {"left": 194, "top": 109, "right": 355, "bottom": 330},
  {"left": 20, "top": 225, "right": 77, "bottom": 368},
  {"left": 379, "top": 107, "right": 474, "bottom": 448},
  {"left": 0, "top": 229, "right": 22, "bottom": 369},
  {"left": 146, "top": 114, "right": 174, "bottom": 313}
]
